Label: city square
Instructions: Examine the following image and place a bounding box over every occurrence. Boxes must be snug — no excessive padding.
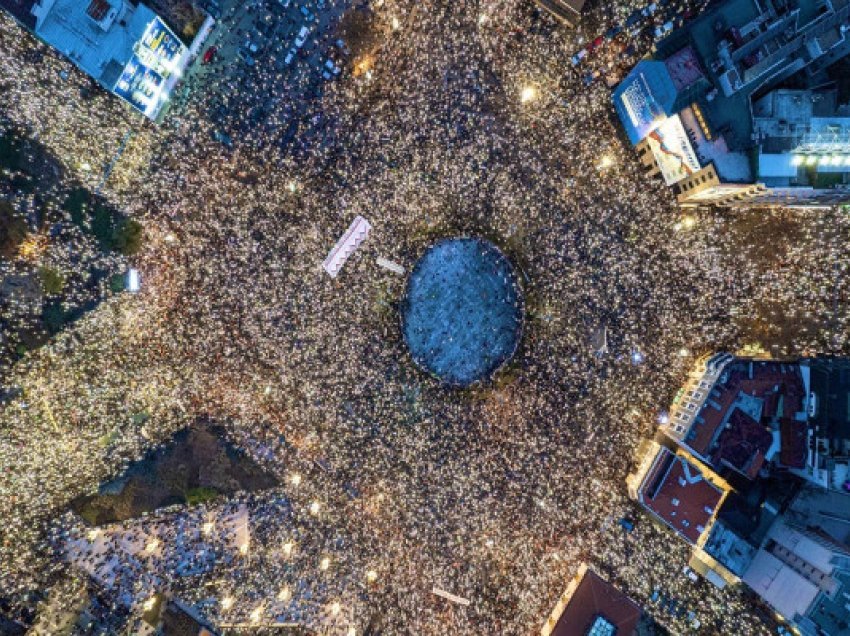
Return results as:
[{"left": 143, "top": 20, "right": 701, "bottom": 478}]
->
[{"left": 0, "top": 0, "right": 849, "bottom": 634}]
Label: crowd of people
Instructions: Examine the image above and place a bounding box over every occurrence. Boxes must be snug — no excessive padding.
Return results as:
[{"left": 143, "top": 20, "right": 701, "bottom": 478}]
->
[{"left": 1, "top": 0, "right": 849, "bottom": 633}]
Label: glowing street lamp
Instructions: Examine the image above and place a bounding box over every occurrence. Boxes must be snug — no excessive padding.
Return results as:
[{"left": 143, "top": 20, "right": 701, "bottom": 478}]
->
[
  {"left": 277, "top": 586, "right": 292, "bottom": 601},
  {"left": 144, "top": 538, "right": 160, "bottom": 554},
  {"left": 599, "top": 155, "right": 614, "bottom": 169},
  {"left": 202, "top": 521, "right": 215, "bottom": 536},
  {"left": 330, "top": 601, "right": 342, "bottom": 616},
  {"left": 366, "top": 569, "right": 378, "bottom": 583},
  {"left": 320, "top": 556, "right": 331, "bottom": 571},
  {"left": 250, "top": 606, "right": 263, "bottom": 623},
  {"left": 309, "top": 500, "right": 321, "bottom": 516},
  {"left": 520, "top": 86, "right": 538, "bottom": 104},
  {"left": 290, "top": 472, "right": 302, "bottom": 487},
  {"left": 221, "top": 596, "right": 235, "bottom": 611},
  {"left": 282, "top": 540, "right": 295, "bottom": 557},
  {"left": 391, "top": 16, "right": 400, "bottom": 30}
]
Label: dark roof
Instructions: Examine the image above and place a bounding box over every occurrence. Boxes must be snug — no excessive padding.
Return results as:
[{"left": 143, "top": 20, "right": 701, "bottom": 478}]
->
[
  {"left": 552, "top": 569, "right": 642, "bottom": 636},
  {"left": 711, "top": 408, "right": 772, "bottom": 479},
  {"left": 0, "top": 0, "right": 37, "bottom": 29},
  {"left": 686, "top": 361, "right": 804, "bottom": 459},
  {"left": 779, "top": 418, "right": 807, "bottom": 468}
]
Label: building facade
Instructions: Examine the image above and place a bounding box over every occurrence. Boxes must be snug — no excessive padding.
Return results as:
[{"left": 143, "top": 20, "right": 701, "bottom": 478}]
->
[
  {"left": 628, "top": 353, "right": 850, "bottom": 635},
  {"left": 0, "top": 0, "right": 206, "bottom": 120},
  {"left": 614, "top": 0, "right": 850, "bottom": 208}
]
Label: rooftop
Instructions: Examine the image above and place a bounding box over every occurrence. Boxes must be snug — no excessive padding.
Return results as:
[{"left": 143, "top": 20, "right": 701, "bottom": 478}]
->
[
  {"left": 616, "top": 0, "right": 850, "bottom": 167},
  {"left": 682, "top": 360, "right": 805, "bottom": 476},
  {"left": 637, "top": 447, "right": 724, "bottom": 544},
  {"left": 548, "top": 568, "right": 643, "bottom": 636}
]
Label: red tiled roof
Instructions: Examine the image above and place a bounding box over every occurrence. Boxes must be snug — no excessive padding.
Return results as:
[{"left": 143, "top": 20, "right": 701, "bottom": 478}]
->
[
  {"left": 639, "top": 448, "right": 723, "bottom": 544},
  {"left": 684, "top": 362, "right": 805, "bottom": 458},
  {"left": 552, "top": 569, "right": 642, "bottom": 636}
]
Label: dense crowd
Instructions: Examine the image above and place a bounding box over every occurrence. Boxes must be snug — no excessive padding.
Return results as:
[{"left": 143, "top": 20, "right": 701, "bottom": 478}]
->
[{"left": 1, "top": 0, "right": 849, "bottom": 633}]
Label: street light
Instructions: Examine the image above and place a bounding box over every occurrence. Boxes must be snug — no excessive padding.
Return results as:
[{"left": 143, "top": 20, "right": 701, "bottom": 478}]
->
[
  {"left": 366, "top": 569, "right": 378, "bottom": 583},
  {"left": 282, "top": 540, "right": 295, "bottom": 557},
  {"left": 309, "top": 500, "right": 321, "bottom": 515},
  {"left": 290, "top": 472, "right": 302, "bottom": 487},
  {"left": 221, "top": 596, "right": 235, "bottom": 611},
  {"left": 520, "top": 86, "right": 538, "bottom": 104},
  {"left": 320, "top": 556, "right": 331, "bottom": 571}
]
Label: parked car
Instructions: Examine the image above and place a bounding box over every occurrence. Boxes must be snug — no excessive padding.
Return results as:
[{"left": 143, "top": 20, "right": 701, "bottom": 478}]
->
[
  {"left": 654, "top": 20, "right": 674, "bottom": 38},
  {"left": 325, "top": 58, "right": 341, "bottom": 75},
  {"left": 570, "top": 49, "right": 587, "bottom": 66},
  {"left": 300, "top": 6, "right": 315, "bottom": 21},
  {"left": 295, "top": 26, "right": 310, "bottom": 47},
  {"left": 605, "top": 25, "right": 623, "bottom": 40},
  {"left": 284, "top": 48, "right": 296, "bottom": 65},
  {"left": 202, "top": 46, "right": 217, "bottom": 64}
]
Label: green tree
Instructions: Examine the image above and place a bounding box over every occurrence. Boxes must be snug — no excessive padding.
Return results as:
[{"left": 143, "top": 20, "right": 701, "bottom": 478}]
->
[
  {"left": 112, "top": 218, "right": 144, "bottom": 255},
  {"left": 39, "top": 266, "right": 66, "bottom": 295},
  {"left": 185, "top": 486, "right": 220, "bottom": 506},
  {"left": 62, "top": 188, "right": 90, "bottom": 227}
]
